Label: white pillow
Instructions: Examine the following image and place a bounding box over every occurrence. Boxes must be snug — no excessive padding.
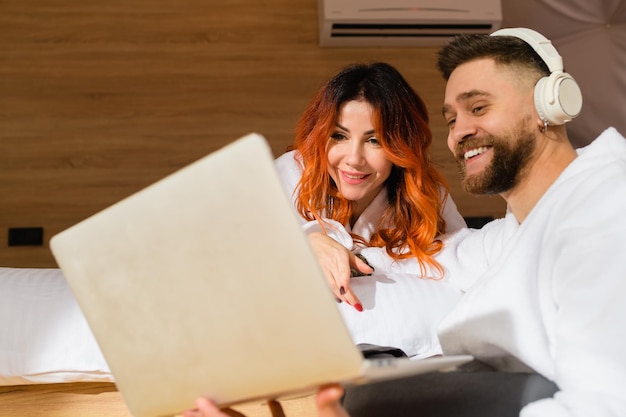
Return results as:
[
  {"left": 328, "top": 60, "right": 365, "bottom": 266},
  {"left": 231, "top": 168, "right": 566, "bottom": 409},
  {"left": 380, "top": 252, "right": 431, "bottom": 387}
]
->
[
  {"left": 337, "top": 272, "right": 462, "bottom": 359},
  {"left": 0, "top": 267, "right": 113, "bottom": 385}
]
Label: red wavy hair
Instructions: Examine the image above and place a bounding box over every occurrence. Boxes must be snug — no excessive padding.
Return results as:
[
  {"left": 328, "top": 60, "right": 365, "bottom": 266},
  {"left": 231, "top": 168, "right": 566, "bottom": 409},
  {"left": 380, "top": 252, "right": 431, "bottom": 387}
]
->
[{"left": 289, "top": 63, "right": 449, "bottom": 276}]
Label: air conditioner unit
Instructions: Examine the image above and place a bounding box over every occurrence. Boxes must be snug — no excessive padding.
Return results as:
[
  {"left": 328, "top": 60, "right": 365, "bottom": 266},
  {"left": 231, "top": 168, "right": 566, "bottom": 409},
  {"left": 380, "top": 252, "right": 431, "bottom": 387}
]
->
[{"left": 318, "top": 0, "right": 502, "bottom": 47}]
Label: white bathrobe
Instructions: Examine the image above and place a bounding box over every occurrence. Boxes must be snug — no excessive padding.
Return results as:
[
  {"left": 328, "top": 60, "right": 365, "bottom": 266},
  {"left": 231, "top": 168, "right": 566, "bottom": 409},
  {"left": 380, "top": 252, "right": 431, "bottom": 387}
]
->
[
  {"left": 438, "top": 127, "right": 626, "bottom": 417},
  {"left": 274, "top": 150, "right": 468, "bottom": 358}
]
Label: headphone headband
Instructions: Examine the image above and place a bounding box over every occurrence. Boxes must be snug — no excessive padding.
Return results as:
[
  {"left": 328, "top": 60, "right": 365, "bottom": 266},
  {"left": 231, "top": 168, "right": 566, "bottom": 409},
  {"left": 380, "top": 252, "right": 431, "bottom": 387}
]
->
[{"left": 490, "top": 27, "right": 563, "bottom": 73}]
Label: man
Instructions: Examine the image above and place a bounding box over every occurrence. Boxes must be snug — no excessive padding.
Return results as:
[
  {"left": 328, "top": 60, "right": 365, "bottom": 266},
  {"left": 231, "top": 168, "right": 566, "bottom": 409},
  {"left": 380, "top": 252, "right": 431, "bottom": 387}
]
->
[
  {"left": 342, "top": 27, "right": 626, "bottom": 417},
  {"left": 185, "top": 28, "right": 626, "bottom": 417}
]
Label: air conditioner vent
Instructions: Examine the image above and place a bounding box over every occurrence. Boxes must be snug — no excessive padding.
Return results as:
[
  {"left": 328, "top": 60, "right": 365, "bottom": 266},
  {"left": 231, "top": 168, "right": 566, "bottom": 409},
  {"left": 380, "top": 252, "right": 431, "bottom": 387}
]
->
[{"left": 319, "top": 0, "right": 502, "bottom": 47}]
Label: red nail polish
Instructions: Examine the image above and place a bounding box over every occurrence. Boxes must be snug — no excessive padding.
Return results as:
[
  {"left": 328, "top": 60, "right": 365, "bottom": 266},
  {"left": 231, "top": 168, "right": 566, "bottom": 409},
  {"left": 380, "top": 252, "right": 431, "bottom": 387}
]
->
[
  {"left": 340, "top": 286, "right": 346, "bottom": 295},
  {"left": 354, "top": 303, "right": 363, "bottom": 312}
]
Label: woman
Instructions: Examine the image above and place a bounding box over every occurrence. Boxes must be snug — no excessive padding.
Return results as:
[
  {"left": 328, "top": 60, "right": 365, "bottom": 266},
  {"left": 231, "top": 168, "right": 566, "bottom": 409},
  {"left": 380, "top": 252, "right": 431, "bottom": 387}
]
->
[
  {"left": 275, "top": 62, "right": 465, "bottom": 309},
  {"left": 183, "top": 62, "right": 468, "bottom": 417}
]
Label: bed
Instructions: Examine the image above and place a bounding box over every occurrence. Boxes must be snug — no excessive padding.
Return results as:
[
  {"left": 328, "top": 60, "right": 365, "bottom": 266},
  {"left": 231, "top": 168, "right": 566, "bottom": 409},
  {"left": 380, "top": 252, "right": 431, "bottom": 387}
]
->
[{"left": 0, "top": 265, "right": 463, "bottom": 417}]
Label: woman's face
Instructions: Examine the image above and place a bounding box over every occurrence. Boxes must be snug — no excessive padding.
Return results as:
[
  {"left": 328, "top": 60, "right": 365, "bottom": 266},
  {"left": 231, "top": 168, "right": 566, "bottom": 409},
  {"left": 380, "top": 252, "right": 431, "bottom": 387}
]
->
[{"left": 326, "top": 100, "right": 393, "bottom": 217}]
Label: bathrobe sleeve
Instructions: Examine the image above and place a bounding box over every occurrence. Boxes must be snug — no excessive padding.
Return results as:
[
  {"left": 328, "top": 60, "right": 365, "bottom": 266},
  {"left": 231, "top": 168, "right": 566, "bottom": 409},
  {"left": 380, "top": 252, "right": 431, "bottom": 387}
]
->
[
  {"left": 274, "top": 150, "right": 305, "bottom": 221},
  {"left": 441, "top": 192, "right": 467, "bottom": 233},
  {"left": 437, "top": 214, "right": 518, "bottom": 291}
]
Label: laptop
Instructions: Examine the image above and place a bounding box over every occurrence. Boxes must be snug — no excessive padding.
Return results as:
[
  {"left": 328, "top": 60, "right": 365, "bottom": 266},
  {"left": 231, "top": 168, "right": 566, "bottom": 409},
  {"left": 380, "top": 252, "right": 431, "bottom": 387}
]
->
[{"left": 50, "top": 133, "right": 472, "bottom": 417}]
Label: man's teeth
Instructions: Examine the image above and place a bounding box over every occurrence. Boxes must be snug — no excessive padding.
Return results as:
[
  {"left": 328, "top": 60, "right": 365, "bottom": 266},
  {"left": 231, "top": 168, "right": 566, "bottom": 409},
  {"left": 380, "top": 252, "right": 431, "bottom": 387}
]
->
[{"left": 464, "top": 147, "right": 489, "bottom": 160}]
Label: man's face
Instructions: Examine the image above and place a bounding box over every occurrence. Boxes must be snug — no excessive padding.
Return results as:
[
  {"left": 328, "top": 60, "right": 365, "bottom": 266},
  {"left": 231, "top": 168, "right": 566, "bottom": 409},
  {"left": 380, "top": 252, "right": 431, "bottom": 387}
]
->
[{"left": 442, "top": 58, "right": 537, "bottom": 195}]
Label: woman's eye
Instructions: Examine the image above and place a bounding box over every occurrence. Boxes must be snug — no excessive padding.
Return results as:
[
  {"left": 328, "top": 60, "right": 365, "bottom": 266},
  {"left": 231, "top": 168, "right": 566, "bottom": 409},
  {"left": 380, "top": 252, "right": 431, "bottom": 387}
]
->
[
  {"left": 367, "top": 137, "right": 380, "bottom": 146},
  {"left": 331, "top": 133, "right": 346, "bottom": 141}
]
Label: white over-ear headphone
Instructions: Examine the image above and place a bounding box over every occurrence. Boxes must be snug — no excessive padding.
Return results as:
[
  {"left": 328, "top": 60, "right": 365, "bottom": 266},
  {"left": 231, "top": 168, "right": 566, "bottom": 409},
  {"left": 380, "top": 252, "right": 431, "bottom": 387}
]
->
[{"left": 490, "top": 27, "right": 583, "bottom": 126}]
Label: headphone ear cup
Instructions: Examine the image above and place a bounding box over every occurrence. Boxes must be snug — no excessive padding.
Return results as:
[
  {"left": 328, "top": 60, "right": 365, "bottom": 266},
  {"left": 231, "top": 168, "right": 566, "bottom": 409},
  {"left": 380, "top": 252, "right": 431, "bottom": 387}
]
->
[
  {"left": 534, "top": 76, "right": 551, "bottom": 124},
  {"left": 534, "top": 72, "right": 583, "bottom": 126}
]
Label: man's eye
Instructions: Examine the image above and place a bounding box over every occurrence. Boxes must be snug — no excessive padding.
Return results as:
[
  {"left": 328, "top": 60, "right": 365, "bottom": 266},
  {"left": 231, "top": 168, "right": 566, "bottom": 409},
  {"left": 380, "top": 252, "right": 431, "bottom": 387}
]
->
[{"left": 472, "top": 105, "right": 485, "bottom": 114}]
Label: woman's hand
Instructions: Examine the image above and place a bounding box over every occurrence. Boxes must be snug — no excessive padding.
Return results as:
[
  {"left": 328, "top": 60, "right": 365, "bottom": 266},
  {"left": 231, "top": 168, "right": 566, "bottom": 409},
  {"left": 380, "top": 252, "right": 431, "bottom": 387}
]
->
[
  {"left": 182, "top": 385, "right": 348, "bottom": 417},
  {"left": 307, "top": 232, "right": 372, "bottom": 311}
]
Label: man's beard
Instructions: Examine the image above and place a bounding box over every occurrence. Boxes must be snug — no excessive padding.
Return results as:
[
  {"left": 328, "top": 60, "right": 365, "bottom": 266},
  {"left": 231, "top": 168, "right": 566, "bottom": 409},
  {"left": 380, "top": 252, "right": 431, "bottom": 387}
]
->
[{"left": 456, "top": 129, "right": 536, "bottom": 196}]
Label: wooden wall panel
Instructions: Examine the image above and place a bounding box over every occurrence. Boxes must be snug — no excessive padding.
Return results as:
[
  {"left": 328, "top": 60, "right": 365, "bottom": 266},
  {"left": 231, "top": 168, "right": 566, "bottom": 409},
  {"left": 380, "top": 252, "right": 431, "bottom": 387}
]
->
[{"left": 0, "top": 0, "right": 506, "bottom": 267}]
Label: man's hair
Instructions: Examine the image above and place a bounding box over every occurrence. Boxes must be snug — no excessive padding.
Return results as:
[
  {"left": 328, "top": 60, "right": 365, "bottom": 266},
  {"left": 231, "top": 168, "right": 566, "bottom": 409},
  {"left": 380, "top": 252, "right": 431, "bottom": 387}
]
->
[{"left": 436, "top": 33, "right": 551, "bottom": 81}]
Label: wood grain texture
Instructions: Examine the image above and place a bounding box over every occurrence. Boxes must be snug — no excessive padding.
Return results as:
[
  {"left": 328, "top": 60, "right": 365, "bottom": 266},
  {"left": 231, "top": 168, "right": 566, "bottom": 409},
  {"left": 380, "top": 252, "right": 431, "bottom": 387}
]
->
[
  {"left": 0, "top": 0, "right": 506, "bottom": 267},
  {"left": 0, "top": 383, "right": 132, "bottom": 417},
  {"left": 0, "top": 382, "right": 317, "bottom": 417}
]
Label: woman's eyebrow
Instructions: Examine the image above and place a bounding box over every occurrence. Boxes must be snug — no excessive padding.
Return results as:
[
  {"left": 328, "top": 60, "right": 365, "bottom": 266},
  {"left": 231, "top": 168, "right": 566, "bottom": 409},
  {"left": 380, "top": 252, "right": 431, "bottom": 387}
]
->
[
  {"left": 333, "top": 123, "right": 375, "bottom": 136},
  {"left": 334, "top": 122, "right": 348, "bottom": 131}
]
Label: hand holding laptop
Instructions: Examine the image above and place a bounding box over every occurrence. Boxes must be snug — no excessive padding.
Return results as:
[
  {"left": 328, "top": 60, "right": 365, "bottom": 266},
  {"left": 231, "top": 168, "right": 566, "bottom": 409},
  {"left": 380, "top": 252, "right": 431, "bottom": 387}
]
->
[{"left": 183, "top": 385, "right": 348, "bottom": 417}]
